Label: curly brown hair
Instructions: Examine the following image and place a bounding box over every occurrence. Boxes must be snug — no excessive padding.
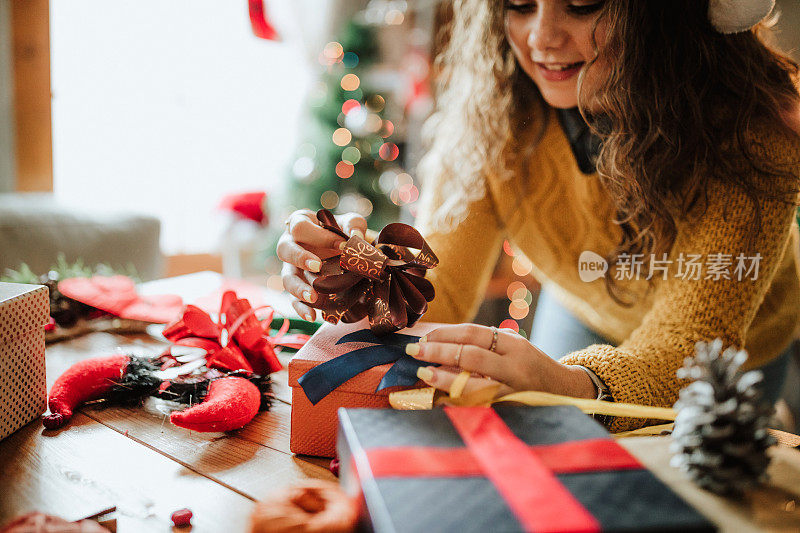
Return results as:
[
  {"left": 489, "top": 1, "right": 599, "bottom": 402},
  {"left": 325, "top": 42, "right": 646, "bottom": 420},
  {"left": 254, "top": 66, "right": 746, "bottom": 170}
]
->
[{"left": 418, "top": 0, "right": 800, "bottom": 306}]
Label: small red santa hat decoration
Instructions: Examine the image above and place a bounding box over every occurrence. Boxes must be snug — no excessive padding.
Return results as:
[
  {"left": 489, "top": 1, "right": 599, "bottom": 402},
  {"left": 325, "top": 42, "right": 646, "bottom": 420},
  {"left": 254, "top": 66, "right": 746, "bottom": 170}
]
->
[{"left": 708, "top": 0, "right": 775, "bottom": 34}]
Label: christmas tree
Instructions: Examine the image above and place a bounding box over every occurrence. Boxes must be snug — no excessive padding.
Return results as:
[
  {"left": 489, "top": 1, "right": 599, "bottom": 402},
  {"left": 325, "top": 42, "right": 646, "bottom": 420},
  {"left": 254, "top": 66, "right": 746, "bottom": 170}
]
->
[{"left": 285, "top": 19, "right": 403, "bottom": 230}]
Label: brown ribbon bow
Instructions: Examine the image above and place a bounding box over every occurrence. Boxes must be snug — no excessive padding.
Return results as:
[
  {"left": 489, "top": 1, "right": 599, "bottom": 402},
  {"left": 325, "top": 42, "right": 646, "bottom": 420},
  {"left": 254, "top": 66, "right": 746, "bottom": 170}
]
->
[{"left": 308, "top": 209, "right": 438, "bottom": 334}]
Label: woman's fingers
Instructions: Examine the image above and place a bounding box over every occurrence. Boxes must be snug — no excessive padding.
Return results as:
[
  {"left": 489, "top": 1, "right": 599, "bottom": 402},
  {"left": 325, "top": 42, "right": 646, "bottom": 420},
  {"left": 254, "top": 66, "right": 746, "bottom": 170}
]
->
[
  {"left": 406, "top": 341, "right": 511, "bottom": 383},
  {"left": 291, "top": 298, "right": 317, "bottom": 322},
  {"left": 337, "top": 213, "right": 368, "bottom": 240},
  {"left": 281, "top": 263, "right": 317, "bottom": 303},
  {"left": 417, "top": 366, "right": 514, "bottom": 397},
  {"left": 423, "top": 323, "right": 519, "bottom": 355},
  {"left": 291, "top": 213, "right": 347, "bottom": 250},
  {"left": 276, "top": 233, "right": 324, "bottom": 272}
]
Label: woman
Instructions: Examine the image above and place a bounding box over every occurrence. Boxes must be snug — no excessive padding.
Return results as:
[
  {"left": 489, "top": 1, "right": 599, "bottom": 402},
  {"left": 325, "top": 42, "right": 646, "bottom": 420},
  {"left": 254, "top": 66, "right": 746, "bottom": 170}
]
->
[{"left": 278, "top": 0, "right": 800, "bottom": 431}]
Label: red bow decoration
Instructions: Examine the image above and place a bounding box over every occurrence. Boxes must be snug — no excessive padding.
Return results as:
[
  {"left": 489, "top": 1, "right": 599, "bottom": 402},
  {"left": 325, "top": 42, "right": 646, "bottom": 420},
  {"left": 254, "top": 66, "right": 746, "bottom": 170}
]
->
[
  {"left": 162, "top": 291, "right": 308, "bottom": 375},
  {"left": 308, "top": 209, "right": 438, "bottom": 334}
]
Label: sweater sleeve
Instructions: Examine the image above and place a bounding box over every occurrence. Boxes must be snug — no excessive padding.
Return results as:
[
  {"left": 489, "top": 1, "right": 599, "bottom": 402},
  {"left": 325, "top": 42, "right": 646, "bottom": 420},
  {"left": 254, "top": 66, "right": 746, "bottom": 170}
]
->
[
  {"left": 560, "top": 132, "right": 800, "bottom": 432},
  {"left": 414, "top": 171, "right": 505, "bottom": 324}
]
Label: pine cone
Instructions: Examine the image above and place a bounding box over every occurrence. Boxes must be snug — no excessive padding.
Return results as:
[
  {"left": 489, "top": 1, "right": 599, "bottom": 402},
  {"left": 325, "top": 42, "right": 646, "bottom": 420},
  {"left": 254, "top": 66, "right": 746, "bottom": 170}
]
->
[{"left": 670, "top": 338, "right": 776, "bottom": 496}]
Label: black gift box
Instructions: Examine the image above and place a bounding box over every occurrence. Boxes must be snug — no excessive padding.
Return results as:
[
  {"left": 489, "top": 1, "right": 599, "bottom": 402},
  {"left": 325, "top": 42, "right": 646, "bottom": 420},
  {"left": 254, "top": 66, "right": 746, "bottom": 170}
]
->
[{"left": 337, "top": 405, "right": 716, "bottom": 533}]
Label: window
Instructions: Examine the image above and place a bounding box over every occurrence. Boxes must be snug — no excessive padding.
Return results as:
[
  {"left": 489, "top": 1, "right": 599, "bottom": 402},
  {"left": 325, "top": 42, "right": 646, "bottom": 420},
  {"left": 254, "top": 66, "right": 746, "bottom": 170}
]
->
[{"left": 50, "top": 0, "right": 312, "bottom": 253}]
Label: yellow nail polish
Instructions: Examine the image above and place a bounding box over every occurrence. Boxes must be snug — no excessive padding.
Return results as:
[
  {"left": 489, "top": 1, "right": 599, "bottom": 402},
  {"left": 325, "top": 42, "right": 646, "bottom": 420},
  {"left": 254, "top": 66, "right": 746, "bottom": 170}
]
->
[
  {"left": 338, "top": 241, "right": 347, "bottom": 250},
  {"left": 405, "top": 343, "right": 420, "bottom": 356},
  {"left": 417, "top": 366, "right": 434, "bottom": 382},
  {"left": 419, "top": 335, "right": 427, "bottom": 343},
  {"left": 302, "top": 290, "right": 312, "bottom": 302},
  {"left": 306, "top": 259, "right": 321, "bottom": 272}
]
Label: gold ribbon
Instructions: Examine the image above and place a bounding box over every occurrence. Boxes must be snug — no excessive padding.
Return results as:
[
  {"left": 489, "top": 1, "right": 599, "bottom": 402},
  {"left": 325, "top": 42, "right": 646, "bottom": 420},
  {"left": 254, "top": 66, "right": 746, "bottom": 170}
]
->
[{"left": 389, "top": 371, "right": 677, "bottom": 422}]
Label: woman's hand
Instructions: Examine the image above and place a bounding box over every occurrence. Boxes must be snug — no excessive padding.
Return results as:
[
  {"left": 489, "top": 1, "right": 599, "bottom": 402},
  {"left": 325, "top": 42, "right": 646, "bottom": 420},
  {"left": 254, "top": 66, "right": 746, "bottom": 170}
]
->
[
  {"left": 277, "top": 209, "right": 367, "bottom": 321},
  {"left": 405, "top": 324, "right": 597, "bottom": 399}
]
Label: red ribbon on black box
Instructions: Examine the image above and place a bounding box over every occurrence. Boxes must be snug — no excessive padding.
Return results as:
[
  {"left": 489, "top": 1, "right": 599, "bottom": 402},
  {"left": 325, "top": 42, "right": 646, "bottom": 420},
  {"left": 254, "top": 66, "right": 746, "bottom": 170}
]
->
[{"left": 337, "top": 405, "right": 716, "bottom": 533}]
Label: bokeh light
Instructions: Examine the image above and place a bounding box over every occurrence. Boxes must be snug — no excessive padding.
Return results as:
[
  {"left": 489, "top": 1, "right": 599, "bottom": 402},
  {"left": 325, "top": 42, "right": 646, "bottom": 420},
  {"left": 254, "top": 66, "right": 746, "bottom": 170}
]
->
[
  {"left": 292, "top": 156, "right": 315, "bottom": 180},
  {"left": 506, "top": 281, "right": 526, "bottom": 300},
  {"left": 320, "top": 190, "right": 339, "bottom": 209},
  {"left": 510, "top": 287, "right": 528, "bottom": 302},
  {"left": 509, "top": 300, "right": 529, "bottom": 320},
  {"left": 342, "top": 52, "right": 359, "bottom": 68},
  {"left": 499, "top": 319, "right": 520, "bottom": 332},
  {"left": 341, "top": 74, "right": 360, "bottom": 91},
  {"left": 342, "top": 99, "right": 361, "bottom": 115},
  {"left": 332, "top": 128, "right": 352, "bottom": 147},
  {"left": 323, "top": 42, "right": 344, "bottom": 62},
  {"left": 512, "top": 255, "right": 533, "bottom": 276},
  {"left": 503, "top": 240, "right": 515, "bottom": 257},
  {"left": 365, "top": 113, "right": 383, "bottom": 133},
  {"left": 344, "top": 107, "right": 368, "bottom": 132},
  {"left": 395, "top": 172, "right": 413, "bottom": 187},
  {"left": 366, "top": 94, "right": 385, "bottom": 112},
  {"left": 398, "top": 184, "right": 419, "bottom": 204},
  {"left": 342, "top": 146, "right": 361, "bottom": 164},
  {"left": 379, "top": 142, "right": 399, "bottom": 161},
  {"left": 379, "top": 170, "right": 398, "bottom": 193},
  {"left": 380, "top": 120, "right": 395, "bottom": 138},
  {"left": 336, "top": 161, "right": 354, "bottom": 179},
  {"left": 357, "top": 197, "right": 373, "bottom": 217}
]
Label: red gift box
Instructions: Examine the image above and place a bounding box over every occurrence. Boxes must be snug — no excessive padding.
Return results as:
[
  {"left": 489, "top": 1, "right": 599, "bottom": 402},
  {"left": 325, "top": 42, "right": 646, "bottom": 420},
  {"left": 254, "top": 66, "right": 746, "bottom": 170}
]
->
[
  {"left": 288, "top": 319, "right": 442, "bottom": 457},
  {"left": 0, "top": 283, "right": 50, "bottom": 440}
]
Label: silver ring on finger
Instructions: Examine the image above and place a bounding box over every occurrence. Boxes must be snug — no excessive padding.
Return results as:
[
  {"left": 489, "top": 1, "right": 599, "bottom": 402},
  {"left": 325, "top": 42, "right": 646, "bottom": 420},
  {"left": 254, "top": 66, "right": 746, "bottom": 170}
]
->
[
  {"left": 454, "top": 343, "right": 464, "bottom": 367},
  {"left": 489, "top": 326, "right": 499, "bottom": 353}
]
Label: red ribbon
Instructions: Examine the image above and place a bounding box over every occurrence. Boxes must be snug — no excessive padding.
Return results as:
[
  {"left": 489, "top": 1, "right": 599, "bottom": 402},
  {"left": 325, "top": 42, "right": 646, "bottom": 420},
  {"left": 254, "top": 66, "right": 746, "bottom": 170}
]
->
[
  {"left": 354, "top": 407, "right": 643, "bottom": 533},
  {"left": 162, "top": 290, "right": 309, "bottom": 375},
  {"left": 364, "top": 438, "right": 641, "bottom": 478}
]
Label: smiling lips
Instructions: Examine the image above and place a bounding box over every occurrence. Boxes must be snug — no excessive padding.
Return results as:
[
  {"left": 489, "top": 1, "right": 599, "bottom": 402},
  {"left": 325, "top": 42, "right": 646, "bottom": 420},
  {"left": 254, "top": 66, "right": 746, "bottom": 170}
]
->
[{"left": 535, "top": 61, "right": 585, "bottom": 81}]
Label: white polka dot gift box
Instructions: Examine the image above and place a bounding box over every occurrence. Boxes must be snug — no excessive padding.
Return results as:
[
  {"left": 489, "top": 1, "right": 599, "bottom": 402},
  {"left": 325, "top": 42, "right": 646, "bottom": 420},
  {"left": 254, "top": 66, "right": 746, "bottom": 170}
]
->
[{"left": 0, "top": 282, "right": 49, "bottom": 440}]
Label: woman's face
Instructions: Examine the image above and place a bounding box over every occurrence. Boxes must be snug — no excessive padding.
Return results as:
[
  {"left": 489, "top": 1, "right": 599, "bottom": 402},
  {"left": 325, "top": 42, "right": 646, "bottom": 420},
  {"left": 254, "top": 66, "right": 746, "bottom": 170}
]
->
[{"left": 504, "top": 0, "right": 608, "bottom": 109}]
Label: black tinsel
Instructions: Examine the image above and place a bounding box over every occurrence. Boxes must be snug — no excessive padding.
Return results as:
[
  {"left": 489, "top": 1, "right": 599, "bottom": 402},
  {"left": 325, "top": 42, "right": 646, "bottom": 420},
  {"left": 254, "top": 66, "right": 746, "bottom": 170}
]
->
[{"left": 105, "top": 356, "right": 273, "bottom": 411}]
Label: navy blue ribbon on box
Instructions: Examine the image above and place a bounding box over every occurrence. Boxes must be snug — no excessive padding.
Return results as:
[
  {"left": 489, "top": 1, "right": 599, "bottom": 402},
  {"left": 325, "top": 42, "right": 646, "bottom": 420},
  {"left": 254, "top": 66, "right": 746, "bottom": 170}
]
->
[{"left": 297, "top": 329, "right": 437, "bottom": 405}]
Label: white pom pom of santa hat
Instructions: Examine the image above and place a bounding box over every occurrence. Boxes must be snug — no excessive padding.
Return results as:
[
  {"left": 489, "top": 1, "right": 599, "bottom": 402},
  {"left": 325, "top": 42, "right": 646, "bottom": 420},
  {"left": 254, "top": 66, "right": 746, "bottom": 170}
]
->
[{"left": 708, "top": 0, "right": 775, "bottom": 34}]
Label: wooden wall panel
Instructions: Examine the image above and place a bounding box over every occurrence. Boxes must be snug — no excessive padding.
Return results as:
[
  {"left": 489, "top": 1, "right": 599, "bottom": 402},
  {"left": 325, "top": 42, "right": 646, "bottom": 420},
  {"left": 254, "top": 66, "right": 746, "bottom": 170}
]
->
[{"left": 12, "top": 0, "right": 52, "bottom": 191}]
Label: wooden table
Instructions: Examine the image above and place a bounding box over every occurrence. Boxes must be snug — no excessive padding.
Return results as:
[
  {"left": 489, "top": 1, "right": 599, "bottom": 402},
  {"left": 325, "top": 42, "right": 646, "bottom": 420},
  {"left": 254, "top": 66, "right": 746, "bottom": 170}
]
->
[
  {"left": 2, "top": 274, "right": 800, "bottom": 532},
  {"left": 0, "top": 272, "right": 334, "bottom": 532},
  {"left": 0, "top": 330, "right": 333, "bottom": 532}
]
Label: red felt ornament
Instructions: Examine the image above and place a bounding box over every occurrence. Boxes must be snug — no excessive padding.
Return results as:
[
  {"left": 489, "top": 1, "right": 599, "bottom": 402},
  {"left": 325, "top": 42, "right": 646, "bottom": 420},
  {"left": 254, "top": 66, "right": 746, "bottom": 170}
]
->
[
  {"left": 170, "top": 377, "right": 261, "bottom": 432},
  {"left": 43, "top": 354, "right": 131, "bottom": 429},
  {"left": 42, "top": 291, "right": 308, "bottom": 433}
]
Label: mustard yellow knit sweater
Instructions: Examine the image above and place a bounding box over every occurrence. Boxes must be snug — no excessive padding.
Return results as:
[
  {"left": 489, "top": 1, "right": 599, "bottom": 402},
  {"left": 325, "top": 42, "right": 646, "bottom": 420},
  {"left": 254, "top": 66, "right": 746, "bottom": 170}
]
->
[{"left": 415, "top": 109, "right": 800, "bottom": 431}]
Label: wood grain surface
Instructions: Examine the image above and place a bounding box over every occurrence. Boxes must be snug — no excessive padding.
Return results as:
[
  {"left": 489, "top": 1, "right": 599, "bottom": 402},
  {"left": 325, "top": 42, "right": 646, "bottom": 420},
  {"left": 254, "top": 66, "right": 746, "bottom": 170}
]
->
[
  {"left": 0, "top": 329, "right": 331, "bottom": 532},
  {"left": 2, "top": 307, "right": 799, "bottom": 532}
]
